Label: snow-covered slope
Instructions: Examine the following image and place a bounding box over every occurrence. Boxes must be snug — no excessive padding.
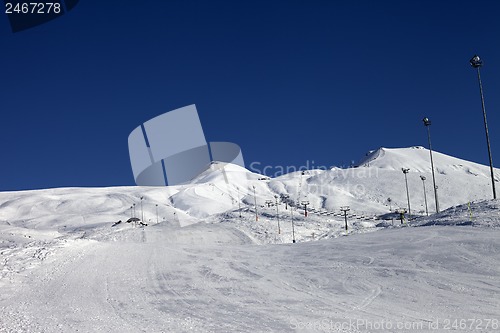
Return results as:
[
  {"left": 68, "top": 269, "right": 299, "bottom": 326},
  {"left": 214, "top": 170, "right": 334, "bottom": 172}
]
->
[
  {"left": 345, "top": 146, "right": 499, "bottom": 213},
  {"left": 1, "top": 201, "right": 499, "bottom": 332},
  {"left": 169, "top": 146, "right": 499, "bottom": 221},
  {"left": 357, "top": 146, "right": 491, "bottom": 173},
  {"left": 1, "top": 147, "right": 499, "bottom": 238},
  {"left": 1, "top": 147, "right": 500, "bottom": 332},
  {"left": 268, "top": 146, "right": 498, "bottom": 216}
]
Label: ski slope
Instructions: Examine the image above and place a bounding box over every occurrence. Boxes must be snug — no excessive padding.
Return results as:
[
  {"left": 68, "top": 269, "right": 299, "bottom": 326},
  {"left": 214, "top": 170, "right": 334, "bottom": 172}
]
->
[
  {"left": 1, "top": 219, "right": 499, "bottom": 332},
  {"left": 1, "top": 147, "right": 500, "bottom": 332}
]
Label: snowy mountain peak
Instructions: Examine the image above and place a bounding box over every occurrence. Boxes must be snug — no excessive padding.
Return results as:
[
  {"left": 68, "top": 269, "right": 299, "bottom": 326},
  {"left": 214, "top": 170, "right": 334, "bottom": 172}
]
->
[
  {"left": 188, "top": 161, "right": 259, "bottom": 185},
  {"left": 357, "top": 146, "right": 495, "bottom": 177}
]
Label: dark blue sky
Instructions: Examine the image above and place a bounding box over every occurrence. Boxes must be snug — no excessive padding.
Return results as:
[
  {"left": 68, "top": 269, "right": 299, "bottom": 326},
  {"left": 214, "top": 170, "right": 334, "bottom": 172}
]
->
[{"left": 1, "top": 1, "right": 500, "bottom": 190}]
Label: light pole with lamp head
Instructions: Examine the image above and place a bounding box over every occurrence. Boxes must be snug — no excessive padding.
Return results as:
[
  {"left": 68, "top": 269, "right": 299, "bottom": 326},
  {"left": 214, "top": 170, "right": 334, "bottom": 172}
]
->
[
  {"left": 274, "top": 195, "right": 281, "bottom": 234},
  {"left": 253, "top": 186, "right": 259, "bottom": 221},
  {"left": 420, "top": 175, "right": 429, "bottom": 216},
  {"left": 236, "top": 186, "right": 242, "bottom": 218},
  {"left": 402, "top": 168, "right": 411, "bottom": 220},
  {"left": 140, "top": 197, "right": 144, "bottom": 222},
  {"left": 423, "top": 117, "right": 440, "bottom": 212},
  {"left": 470, "top": 55, "right": 496, "bottom": 199}
]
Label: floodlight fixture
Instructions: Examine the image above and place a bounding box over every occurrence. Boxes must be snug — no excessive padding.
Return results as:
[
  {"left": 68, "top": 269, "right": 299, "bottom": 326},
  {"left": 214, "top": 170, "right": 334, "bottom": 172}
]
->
[{"left": 470, "top": 55, "right": 483, "bottom": 68}]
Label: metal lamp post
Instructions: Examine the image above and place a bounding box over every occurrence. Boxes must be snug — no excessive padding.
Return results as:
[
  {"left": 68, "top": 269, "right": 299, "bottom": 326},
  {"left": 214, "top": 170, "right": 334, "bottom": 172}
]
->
[
  {"left": 236, "top": 186, "right": 242, "bottom": 218},
  {"left": 140, "top": 197, "right": 144, "bottom": 222},
  {"left": 253, "top": 186, "right": 258, "bottom": 221},
  {"left": 402, "top": 168, "right": 411, "bottom": 220},
  {"left": 423, "top": 117, "right": 440, "bottom": 212},
  {"left": 470, "top": 55, "right": 497, "bottom": 199},
  {"left": 290, "top": 205, "right": 295, "bottom": 243},
  {"left": 274, "top": 195, "right": 281, "bottom": 234},
  {"left": 420, "top": 175, "right": 429, "bottom": 216},
  {"left": 155, "top": 204, "right": 158, "bottom": 223}
]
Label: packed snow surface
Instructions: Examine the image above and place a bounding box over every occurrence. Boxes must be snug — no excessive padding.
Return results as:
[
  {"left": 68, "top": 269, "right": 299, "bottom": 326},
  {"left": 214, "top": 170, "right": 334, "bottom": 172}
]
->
[{"left": 1, "top": 147, "right": 499, "bottom": 332}]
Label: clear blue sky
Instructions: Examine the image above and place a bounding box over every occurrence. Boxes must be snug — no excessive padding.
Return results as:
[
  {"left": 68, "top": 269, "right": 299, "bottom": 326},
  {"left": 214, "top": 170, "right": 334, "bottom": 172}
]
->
[{"left": 1, "top": 0, "right": 500, "bottom": 190}]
